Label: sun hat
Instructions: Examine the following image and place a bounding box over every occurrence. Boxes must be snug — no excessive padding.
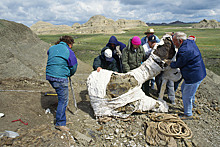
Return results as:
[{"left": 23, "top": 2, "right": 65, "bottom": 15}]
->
[
  {"left": 104, "top": 49, "right": 113, "bottom": 62},
  {"left": 131, "top": 36, "right": 141, "bottom": 46},
  {"left": 144, "top": 28, "right": 155, "bottom": 35}
]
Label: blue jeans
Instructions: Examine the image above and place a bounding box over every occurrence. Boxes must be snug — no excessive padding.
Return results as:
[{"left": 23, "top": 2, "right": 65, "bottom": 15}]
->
[
  {"left": 181, "top": 80, "right": 202, "bottom": 116},
  {"left": 49, "top": 81, "right": 69, "bottom": 126},
  {"left": 155, "top": 73, "right": 175, "bottom": 102}
]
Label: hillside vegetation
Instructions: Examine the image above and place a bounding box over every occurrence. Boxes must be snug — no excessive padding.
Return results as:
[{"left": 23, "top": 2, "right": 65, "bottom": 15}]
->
[{"left": 38, "top": 25, "right": 220, "bottom": 75}]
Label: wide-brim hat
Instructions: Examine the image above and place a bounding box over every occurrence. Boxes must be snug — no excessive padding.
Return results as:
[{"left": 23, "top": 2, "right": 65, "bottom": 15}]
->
[{"left": 144, "top": 28, "right": 155, "bottom": 35}]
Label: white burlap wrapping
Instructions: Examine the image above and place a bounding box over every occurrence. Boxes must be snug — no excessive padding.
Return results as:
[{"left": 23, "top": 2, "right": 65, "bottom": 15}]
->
[{"left": 87, "top": 53, "right": 169, "bottom": 118}]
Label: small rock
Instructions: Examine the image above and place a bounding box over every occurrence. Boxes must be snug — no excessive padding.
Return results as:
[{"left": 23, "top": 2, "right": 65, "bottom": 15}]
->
[{"left": 121, "top": 133, "right": 126, "bottom": 138}]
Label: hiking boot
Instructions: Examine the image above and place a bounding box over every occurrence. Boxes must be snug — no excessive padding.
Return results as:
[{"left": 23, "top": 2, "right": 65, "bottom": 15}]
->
[
  {"left": 55, "top": 126, "right": 70, "bottom": 131},
  {"left": 179, "top": 115, "right": 194, "bottom": 120}
]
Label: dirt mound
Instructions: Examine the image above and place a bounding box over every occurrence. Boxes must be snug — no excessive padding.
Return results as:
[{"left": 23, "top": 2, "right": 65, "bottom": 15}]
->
[
  {"left": 0, "top": 19, "right": 50, "bottom": 79},
  {"left": 0, "top": 19, "right": 92, "bottom": 80}
]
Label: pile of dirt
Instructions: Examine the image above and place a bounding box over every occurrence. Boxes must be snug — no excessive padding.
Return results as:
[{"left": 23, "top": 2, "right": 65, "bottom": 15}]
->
[
  {"left": 0, "top": 19, "right": 92, "bottom": 80},
  {"left": 0, "top": 19, "right": 50, "bottom": 79},
  {"left": 192, "top": 19, "right": 220, "bottom": 28}
]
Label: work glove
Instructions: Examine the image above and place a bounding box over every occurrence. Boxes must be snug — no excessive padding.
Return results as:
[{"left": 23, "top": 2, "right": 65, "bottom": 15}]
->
[
  {"left": 164, "top": 59, "right": 172, "bottom": 66},
  {"left": 115, "top": 46, "right": 122, "bottom": 56}
]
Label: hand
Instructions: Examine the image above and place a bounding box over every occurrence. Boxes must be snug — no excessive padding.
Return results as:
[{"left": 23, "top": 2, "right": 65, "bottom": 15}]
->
[
  {"left": 97, "top": 67, "right": 102, "bottom": 72},
  {"left": 164, "top": 59, "right": 172, "bottom": 65},
  {"left": 115, "top": 46, "right": 122, "bottom": 56}
]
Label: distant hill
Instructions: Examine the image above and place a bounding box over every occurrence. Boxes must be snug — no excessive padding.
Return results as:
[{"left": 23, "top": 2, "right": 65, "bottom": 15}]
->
[
  {"left": 147, "top": 20, "right": 196, "bottom": 26},
  {"left": 192, "top": 19, "right": 220, "bottom": 28},
  {"left": 30, "top": 15, "right": 147, "bottom": 35}
]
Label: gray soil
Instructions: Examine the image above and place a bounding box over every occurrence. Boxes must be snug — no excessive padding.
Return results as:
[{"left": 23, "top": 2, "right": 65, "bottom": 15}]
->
[{"left": 0, "top": 19, "right": 219, "bottom": 147}]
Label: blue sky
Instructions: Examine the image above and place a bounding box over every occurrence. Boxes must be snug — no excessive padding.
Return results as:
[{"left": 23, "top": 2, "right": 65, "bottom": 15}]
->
[{"left": 0, "top": 0, "right": 219, "bottom": 27}]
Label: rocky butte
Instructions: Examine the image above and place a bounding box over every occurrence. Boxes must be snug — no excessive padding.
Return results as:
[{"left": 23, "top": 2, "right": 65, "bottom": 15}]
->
[
  {"left": 192, "top": 19, "right": 220, "bottom": 28},
  {"left": 30, "top": 15, "right": 147, "bottom": 35}
]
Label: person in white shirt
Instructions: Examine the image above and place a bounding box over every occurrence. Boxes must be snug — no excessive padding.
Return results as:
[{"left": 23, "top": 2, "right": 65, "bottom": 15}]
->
[{"left": 142, "top": 35, "right": 157, "bottom": 95}]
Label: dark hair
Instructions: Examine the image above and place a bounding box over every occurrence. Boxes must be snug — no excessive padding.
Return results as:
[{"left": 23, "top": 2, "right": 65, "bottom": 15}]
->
[{"left": 55, "top": 35, "right": 75, "bottom": 45}]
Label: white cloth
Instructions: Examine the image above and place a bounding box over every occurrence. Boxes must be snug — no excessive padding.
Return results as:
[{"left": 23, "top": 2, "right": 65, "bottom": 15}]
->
[
  {"left": 143, "top": 43, "right": 153, "bottom": 57},
  {"left": 87, "top": 36, "right": 175, "bottom": 118}
]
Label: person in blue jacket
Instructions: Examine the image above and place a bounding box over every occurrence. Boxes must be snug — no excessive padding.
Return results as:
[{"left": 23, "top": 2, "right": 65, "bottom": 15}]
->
[
  {"left": 141, "top": 28, "right": 160, "bottom": 45},
  {"left": 165, "top": 32, "right": 206, "bottom": 119},
  {"left": 46, "top": 35, "right": 78, "bottom": 131},
  {"left": 93, "top": 49, "right": 119, "bottom": 72},
  {"left": 101, "top": 36, "right": 126, "bottom": 73}
]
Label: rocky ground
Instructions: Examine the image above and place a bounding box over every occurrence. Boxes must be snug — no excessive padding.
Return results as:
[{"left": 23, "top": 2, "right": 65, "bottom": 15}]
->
[{"left": 0, "top": 67, "right": 219, "bottom": 147}]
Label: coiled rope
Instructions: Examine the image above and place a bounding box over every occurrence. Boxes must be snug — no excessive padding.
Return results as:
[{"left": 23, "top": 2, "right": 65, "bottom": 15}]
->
[{"left": 148, "top": 113, "right": 192, "bottom": 139}]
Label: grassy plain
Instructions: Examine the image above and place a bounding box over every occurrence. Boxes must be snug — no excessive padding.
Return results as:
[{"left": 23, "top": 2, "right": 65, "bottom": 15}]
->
[{"left": 38, "top": 25, "right": 220, "bottom": 75}]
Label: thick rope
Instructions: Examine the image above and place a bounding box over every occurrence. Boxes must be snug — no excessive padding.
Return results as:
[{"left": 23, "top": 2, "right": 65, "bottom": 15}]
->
[{"left": 148, "top": 113, "right": 192, "bottom": 139}]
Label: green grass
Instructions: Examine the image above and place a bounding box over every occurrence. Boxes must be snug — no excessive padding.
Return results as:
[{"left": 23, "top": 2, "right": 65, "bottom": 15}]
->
[{"left": 38, "top": 25, "right": 220, "bottom": 75}]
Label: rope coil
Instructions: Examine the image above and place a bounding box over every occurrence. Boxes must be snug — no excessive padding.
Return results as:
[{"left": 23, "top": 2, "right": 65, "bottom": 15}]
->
[{"left": 148, "top": 113, "right": 192, "bottom": 139}]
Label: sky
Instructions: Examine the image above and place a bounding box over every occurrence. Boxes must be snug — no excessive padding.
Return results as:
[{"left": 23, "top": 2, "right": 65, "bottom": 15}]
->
[{"left": 0, "top": 0, "right": 219, "bottom": 27}]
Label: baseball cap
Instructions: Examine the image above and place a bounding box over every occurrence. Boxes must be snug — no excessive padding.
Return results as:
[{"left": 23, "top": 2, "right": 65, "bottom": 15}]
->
[
  {"left": 144, "top": 28, "right": 155, "bottom": 35},
  {"left": 188, "top": 35, "right": 196, "bottom": 41},
  {"left": 148, "top": 35, "right": 157, "bottom": 42},
  {"left": 104, "top": 49, "right": 113, "bottom": 62}
]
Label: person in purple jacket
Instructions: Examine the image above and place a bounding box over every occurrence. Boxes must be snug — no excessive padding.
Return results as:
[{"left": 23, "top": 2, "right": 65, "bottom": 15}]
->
[
  {"left": 46, "top": 36, "right": 78, "bottom": 131},
  {"left": 101, "top": 36, "right": 126, "bottom": 73},
  {"left": 165, "top": 32, "right": 206, "bottom": 120}
]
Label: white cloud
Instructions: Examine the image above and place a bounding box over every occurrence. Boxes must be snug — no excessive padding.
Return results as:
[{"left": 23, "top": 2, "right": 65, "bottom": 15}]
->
[{"left": 0, "top": 0, "right": 219, "bottom": 27}]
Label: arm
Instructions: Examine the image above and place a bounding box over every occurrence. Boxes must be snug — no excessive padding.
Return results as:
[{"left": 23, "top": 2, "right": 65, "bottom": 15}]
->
[
  {"left": 122, "top": 48, "right": 130, "bottom": 73},
  {"left": 93, "top": 56, "right": 102, "bottom": 71},
  {"left": 170, "top": 51, "right": 188, "bottom": 69},
  {"left": 68, "top": 50, "right": 78, "bottom": 77},
  {"left": 112, "top": 60, "right": 119, "bottom": 72}
]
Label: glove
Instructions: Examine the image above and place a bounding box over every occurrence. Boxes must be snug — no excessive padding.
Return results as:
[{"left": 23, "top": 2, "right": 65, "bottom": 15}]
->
[
  {"left": 115, "top": 46, "right": 122, "bottom": 56},
  {"left": 164, "top": 59, "right": 172, "bottom": 66}
]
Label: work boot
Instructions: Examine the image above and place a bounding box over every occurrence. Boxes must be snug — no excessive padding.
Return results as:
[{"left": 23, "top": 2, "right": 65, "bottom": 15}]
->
[{"left": 55, "top": 126, "right": 70, "bottom": 132}]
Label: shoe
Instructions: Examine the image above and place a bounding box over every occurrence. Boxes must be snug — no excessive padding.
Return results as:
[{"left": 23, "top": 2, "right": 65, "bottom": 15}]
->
[
  {"left": 179, "top": 115, "right": 194, "bottom": 120},
  {"left": 55, "top": 126, "right": 70, "bottom": 131},
  {"left": 193, "top": 103, "right": 197, "bottom": 108}
]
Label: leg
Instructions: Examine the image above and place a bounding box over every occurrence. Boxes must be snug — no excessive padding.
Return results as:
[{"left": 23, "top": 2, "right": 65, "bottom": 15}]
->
[
  {"left": 142, "top": 80, "right": 150, "bottom": 96},
  {"left": 181, "top": 80, "right": 202, "bottom": 116},
  {"left": 49, "top": 81, "right": 69, "bottom": 126},
  {"left": 155, "top": 72, "right": 163, "bottom": 93},
  {"left": 167, "top": 80, "right": 175, "bottom": 104},
  {"left": 174, "top": 78, "right": 182, "bottom": 92}
]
